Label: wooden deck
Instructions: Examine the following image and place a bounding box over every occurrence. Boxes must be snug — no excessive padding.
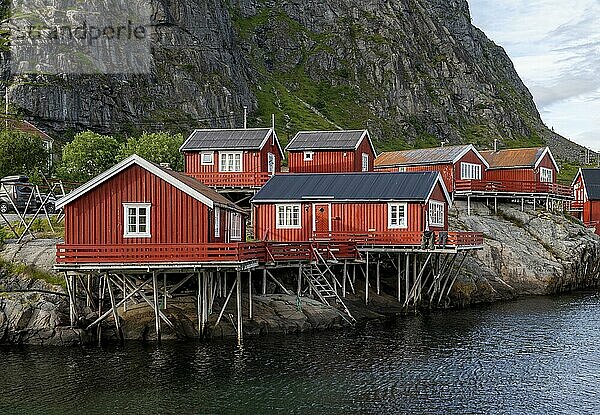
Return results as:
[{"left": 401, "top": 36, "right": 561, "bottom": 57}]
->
[
  {"left": 56, "top": 231, "right": 484, "bottom": 268},
  {"left": 455, "top": 180, "right": 572, "bottom": 197},
  {"left": 186, "top": 172, "right": 272, "bottom": 189}
]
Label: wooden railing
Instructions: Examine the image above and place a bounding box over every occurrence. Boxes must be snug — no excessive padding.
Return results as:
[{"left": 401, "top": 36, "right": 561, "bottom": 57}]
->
[
  {"left": 56, "top": 243, "right": 266, "bottom": 264},
  {"left": 311, "top": 231, "right": 484, "bottom": 247},
  {"left": 186, "top": 172, "right": 272, "bottom": 188},
  {"left": 570, "top": 201, "right": 584, "bottom": 210},
  {"left": 455, "top": 180, "right": 572, "bottom": 197}
]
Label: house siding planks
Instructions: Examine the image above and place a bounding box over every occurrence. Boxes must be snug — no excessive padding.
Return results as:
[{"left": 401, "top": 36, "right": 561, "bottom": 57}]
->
[
  {"left": 64, "top": 164, "right": 216, "bottom": 245},
  {"left": 254, "top": 198, "right": 447, "bottom": 242},
  {"left": 288, "top": 136, "right": 375, "bottom": 173},
  {"left": 485, "top": 152, "right": 557, "bottom": 184}
]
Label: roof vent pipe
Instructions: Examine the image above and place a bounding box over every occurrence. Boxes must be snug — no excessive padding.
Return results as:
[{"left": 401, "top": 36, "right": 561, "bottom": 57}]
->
[
  {"left": 271, "top": 113, "right": 275, "bottom": 145},
  {"left": 243, "top": 106, "right": 248, "bottom": 129},
  {"left": 494, "top": 139, "right": 498, "bottom": 152}
]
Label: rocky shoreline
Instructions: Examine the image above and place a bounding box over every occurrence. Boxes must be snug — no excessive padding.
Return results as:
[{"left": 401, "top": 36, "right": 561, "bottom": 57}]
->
[{"left": 1, "top": 201, "right": 599, "bottom": 346}]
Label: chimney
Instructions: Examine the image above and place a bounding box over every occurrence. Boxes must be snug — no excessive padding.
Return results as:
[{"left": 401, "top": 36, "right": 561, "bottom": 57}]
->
[
  {"left": 243, "top": 106, "right": 248, "bottom": 129},
  {"left": 160, "top": 162, "right": 171, "bottom": 170},
  {"left": 494, "top": 139, "right": 498, "bottom": 152}
]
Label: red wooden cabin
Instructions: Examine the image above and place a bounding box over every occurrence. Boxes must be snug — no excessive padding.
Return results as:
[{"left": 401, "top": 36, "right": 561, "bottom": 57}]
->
[
  {"left": 285, "top": 130, "right": 377, "bottom": 173},
  {"left": 477, "top": 147, "right": 569, "bottom": 195},
  {"left": 181, "top": 128, "right": 283, "bottom": 189},
  {"left": 374, "top": 145, "right": 488, "bottom": 193},
  {"left": 251, "top": 172, "right": 471, "bottom": 246},
  {"left": 55, "top": 155, "right": 253, "bottom": 266},
  {"left": 571, "top": 168, "right": 600, "bottom": 234}
]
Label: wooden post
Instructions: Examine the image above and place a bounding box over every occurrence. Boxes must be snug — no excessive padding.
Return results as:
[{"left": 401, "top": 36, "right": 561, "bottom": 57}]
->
[
  {"left": 262, "top": 268, "right": 267, "bottom": 296},
  {"left": 236, "top": 270, "right": 243, "bottom": 346},
  {"left": 413, "top": 254, "right": 418, "bottom": 304},
  {"left": 494, "top": 197, "right": 497, "bottom": 214},
  {"left": 163, "top": 273, "right": 167, "bottom": 310},
  {"left": 196, "top": 273, "right": 204, "bottom": 337},
  {"left": 248, "top": 271, "right": 253, "bottom": 320},
  {"left": 98, "top": 274, "right": 105, "bottom": 346},
  {"left": 405, "top": 254, "right": 410, "bottom": 304},
  {"left": 342, "top": 260, "right": 347, "bottom": 298},
  {"left": 467, "top": 195, "right": 471, "bottom": 216},
  {"left": 106, "top": 274, "right": 123, "bottom": 341},
  {"left": 397, "top": 254, "right": 402, "bottom": 302},
  {"left": 152, "top": 272, "right": 161, "bottom": 342},
  {"left": 86, "top": 275, "right": 92, "bottom": 308},
  {"left": 533, "top": 198, "right": 536, "bottom": 211},
  {"left": 365, "top": 252, "right": 370, "bottom": 305},
  {"left": 521, "top": 197, "right": 524, "bottom": 212},
  {"left": 376, "top": 257, "right": 380, "bottom": 295},
  {"left": 352, "top": 265, "right": 356, "bottom": 285},
  {"left": 202, "top": 272, "right": 208, "bottom": 333},
  {"left": 297, "top": 265, "right": 302, "bottom": 296}
]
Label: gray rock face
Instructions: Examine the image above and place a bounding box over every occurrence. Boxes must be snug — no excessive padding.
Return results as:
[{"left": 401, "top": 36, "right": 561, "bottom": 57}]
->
[
  {"left": 0, "top": 269, "right": 89, "bottom": 346},
  {"left": 0, "top": 0, "right": 589, "bottom": 159},
  {"left": 1, "top": 238, "right": 61, "bottom": 273},
  {"left": 451, "top": 201, "right": 600, "bottom": 305}
]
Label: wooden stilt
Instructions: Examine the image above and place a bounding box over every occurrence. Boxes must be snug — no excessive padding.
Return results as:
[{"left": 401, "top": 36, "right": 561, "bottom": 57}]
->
[
  {"left": 197, "top": 272, "right": 202, "bottom": 337},
  {"left": 494, "top": 197, "right": 497, "bottom": 214},
  {"left": 262, "top": 268, "right": 267, "bottom": 296},
  {"left": 202, "top": 272, "right": 208, "bottom": 333},
  {"left": 236, "top": 270, "right": 243, "bottom": 346},
  {"left": 266, "top": 269, "right": 292, "bottom": 295},
  {"left": 467, "top": 195, "right": 471, "bottom": 216},
  {"left": 342, "top": 260, "right": 347, "bottom": 298},
  {"left": 248, "top": 271, "right": 253, "bottom": 320},
  {"left": 98, "top": 274, "right": 105, "bottom": 346},
  {"left": 365, "top": 252, "right": 370, "bottom": 305},
  {"left": 521, "top": 197, "right": 525, "bottom": 212},
  {"left": 297, "top": 265, "right": 302, "bottom": 296},
  {"left": 152, "top": 272, "right": 161, "bottom": 341},
  {"left": 215, "top": 278, "right": 237, "bottom": 327},
  {"left": 352, "top": 265, "right": 356, "bottom": 285},
  {"left": 163, "top": 273, "right": 167, "bottom": 310},
  {"left": 397, "top": 254, "right": 402, "bottom": 302},
  {"left": 405, "top": 254, "right": 410, "bottom": 304},
  {"left": 86, "top": 275, "right": 92, "bottom": 308},
  {"left": 376, "top": 257, "right": 380, "bottom": 296},
  {"left": 106, "top": 274, "right": 123, "bottom": 341}
]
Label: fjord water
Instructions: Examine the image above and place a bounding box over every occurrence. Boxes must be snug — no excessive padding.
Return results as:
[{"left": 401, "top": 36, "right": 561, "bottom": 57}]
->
[{"left": 3, "top": 293, "right": 600, "bottom": 415}]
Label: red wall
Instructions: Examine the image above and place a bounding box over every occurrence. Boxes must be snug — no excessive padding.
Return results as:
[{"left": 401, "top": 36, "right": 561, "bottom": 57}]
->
[
  {"left": 254, "top": 182, "right": 448, "bottom": 241},
  {"left": 184, "top": 132, "right": 281, "bottom": 175},
  {"left": 288, "top": 137, "right": 376, "bottom": 173},
  {"left": 64, "top": 165, "right": 242, "bottom": 245},
  {"left": 583, "top": 200, "right": 600, "bottom": 235},
  {"left": 485, "top": 153, "right": 557, "bottom": 183},
  {"left": 453, "top": 150, "right": 487, "bottom": 191}
]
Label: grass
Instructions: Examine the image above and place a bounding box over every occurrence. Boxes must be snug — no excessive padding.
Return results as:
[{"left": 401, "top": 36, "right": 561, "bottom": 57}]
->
[
  {"left": 2, "top": 217, "right": 64, "bottom": 240},
  {"left": 0, "top": 257, "right": 65, "bottom": 289}
]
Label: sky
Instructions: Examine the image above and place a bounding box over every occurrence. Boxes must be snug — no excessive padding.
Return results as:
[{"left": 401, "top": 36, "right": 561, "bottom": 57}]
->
[{"left": 468, "top": 0, "right": 600, "bottom": 151}]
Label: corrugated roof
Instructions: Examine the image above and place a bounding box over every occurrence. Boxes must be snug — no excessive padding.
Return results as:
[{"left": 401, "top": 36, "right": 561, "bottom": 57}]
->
[
  {"left": 480, "top": 147, "right": 546, "bottom": 169},
  {"left": 252, "top": 172, "right": 444, "bottom": 202},
  {"left": 181, "top": 128, "right": 273, "bottom": 151},
  {"left": 152, "top": 162, "right": 243, "bottom": 212},
  {"left": 374, "top": 145, "right": 474, "bottom": 167},
  {"left": 285, "top": 130, "right": 369, "bottom": 151},
  {"left": 581, "top": 168, "right": 600, "bottom": 200}
]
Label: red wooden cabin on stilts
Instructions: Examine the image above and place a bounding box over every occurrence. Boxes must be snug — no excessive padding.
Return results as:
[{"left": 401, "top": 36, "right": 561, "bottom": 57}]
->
[{"left": 571, "top": 168, "right": 600, "bottom": 234}]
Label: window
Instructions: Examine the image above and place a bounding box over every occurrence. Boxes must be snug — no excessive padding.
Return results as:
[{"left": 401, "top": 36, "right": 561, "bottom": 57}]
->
[
  {"left": 123, "top": 203, "right": 151, "bottom": 238},
  {"left": 214, "top": 207, "right": 221, "bottom": 238},
  {"left": 276, "top": 204, "right": 301, "bottom": 229},
  {"left": 362, "top": 153, "right": 369, "bottom": 172},
  {"left": 398, "top": 167, "right": 407, "bottom": 172},
  {"left": 219, "top": 152, "right": 243, "bottom": 172},
  {"left": 201, "top": 152, "right": 214, "bottom": 165},
  {"left": 267, "top": 152, "right": 276, "bottom": 175},
  {"left": 429, "top": 201, "right": 445, "bottom": 227},
  {"left": 540, "top": 167, "right": 553, "bottom": 183},
  {"left": 388, "top": 203, "right": 407, "bottom": 229},
  {"left": 461, "top": 162, "right": 482, "bottom": 180},
  {"left": 230, "top": 212, "right": 242, "bottom": 241},
  {"left": 303, "top": 151, "right": 314, "bottom": 161}
]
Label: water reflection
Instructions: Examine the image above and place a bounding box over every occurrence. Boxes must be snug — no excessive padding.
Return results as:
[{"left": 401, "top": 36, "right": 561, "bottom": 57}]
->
[{"left": 2, "top": 292, "right": 600, "bottom": 414}]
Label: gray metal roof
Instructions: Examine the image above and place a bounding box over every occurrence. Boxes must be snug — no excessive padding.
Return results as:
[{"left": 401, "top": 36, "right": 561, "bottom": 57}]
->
[
  {"left": 181, "top": 128, "right": 273, "bottom": 151},
  {"left": 251, "top": 172, "right": 445, "bottom": 203},
  {"left": 285, "top": 130, "right": 370, "bottom": 151},
  {"left": 582, "top": 168, "right": 600, "bottom": 200}
]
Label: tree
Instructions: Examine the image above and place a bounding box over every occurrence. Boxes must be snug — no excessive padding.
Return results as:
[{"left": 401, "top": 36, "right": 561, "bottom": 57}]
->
[
  {"left": 0, "top": 129, "right": 48, "bottom": 179},
  {"left": 57, "top": 131, "right": 120, "bottom": 182},
  {"left": 117, "top": 132, "right": 185, "bottom": 171}
]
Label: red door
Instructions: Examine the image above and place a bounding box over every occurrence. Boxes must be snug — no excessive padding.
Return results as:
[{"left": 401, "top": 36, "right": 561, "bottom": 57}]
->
[{"left": 314, "top": 204, "right": 331, "bottom": 235}]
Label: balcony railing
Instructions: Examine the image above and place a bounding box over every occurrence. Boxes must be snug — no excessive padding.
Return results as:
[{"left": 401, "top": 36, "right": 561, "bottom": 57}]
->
[
  {"left": 311, "top": 231, "right": 484, "bottom": 248},
  {"left": 186, "top": 172, "right": 272, "bottom": 188},
  {"left": 455, "top": 180, "right": 572, "bottom": 197}
]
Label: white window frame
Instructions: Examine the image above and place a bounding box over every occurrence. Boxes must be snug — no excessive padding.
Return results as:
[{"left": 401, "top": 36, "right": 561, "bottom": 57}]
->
[
  {"left": 362, "top": 153, "right": 369, "bottom": 172},
  {"left": 267, "top": 152, "right": 276, "bottom": 175},
  {"left": 123, "top": 203, "right": 151, "bottom": 238},
  {"left": 398, "top": 167, "right": 407, "bottom": 172},
  {"left": 540, "top": 167, "right": 553, "bottom": 183},
  {"left": 201, "top": 152, "right": 214, "bottom": 165},
  {"left": 230, "top": 212, "right": 242, "bottom": 241},
  {"left": 460, "top": 162, "right": 482, "bottom": 180},
  {"left": 303, "top": 151, "right": 314, "bottom": 161},
  {"left": 219, "top": 151, "right": 243, "bottom": 172},
  {"left": 276, "top": 204, "right": 302, "bottom": 229},
  {"left": 214, "top": 207, "right": 221, "bottom": 238},
  {"left": 429, "top": 201, "right": 445, "bottom": 228},
  {"left": 388, "top": 203, "right": 408, "bottom": 229}
]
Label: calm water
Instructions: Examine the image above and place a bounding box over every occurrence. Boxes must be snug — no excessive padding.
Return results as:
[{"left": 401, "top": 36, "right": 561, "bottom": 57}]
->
[{"left": 3, "top": 293, "right": 600, "bottom": 414}]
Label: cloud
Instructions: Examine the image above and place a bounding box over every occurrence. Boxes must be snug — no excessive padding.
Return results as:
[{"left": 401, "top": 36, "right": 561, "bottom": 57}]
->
[{"left": 469, "top": 0, "right": 600, "bottom": 150}]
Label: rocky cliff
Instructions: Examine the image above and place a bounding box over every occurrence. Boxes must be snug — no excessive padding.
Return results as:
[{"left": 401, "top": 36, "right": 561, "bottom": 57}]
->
[
  {"left": 451, "top": 202, "right": 600, "bottom": 305},
  {"left": 1, "top": 0, "right": 589, "bottom": 160}
]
